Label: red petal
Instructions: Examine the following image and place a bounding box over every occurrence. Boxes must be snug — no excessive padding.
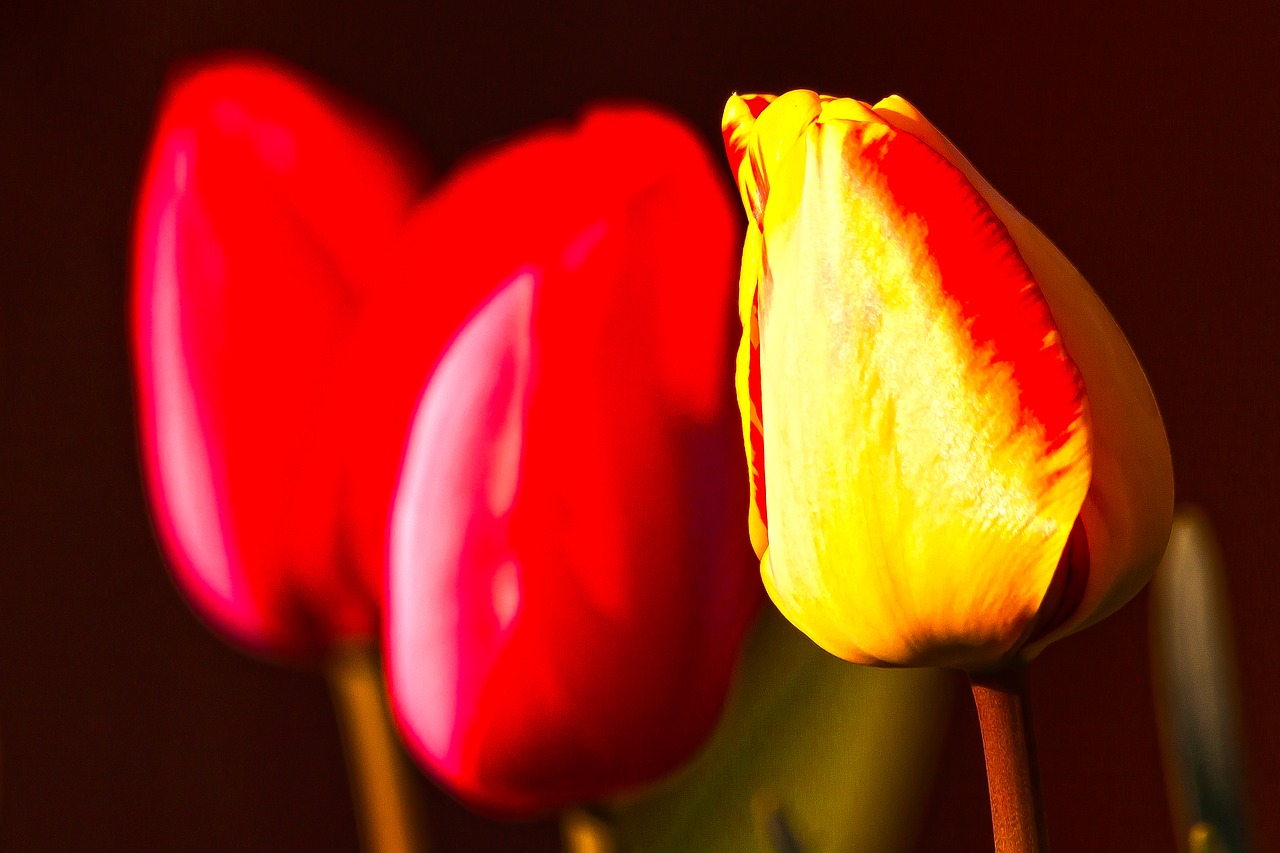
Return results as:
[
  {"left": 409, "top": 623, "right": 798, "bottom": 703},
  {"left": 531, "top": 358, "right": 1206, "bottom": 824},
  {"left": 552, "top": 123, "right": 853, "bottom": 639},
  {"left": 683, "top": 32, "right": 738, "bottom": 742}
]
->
[
  {"left": 133, "top": 56, "right": 422, "bottom": 656},
  {"left": 338, "top": 106, "right": 739, "bottom": 609},
  {"left": 386, "top": 106, "right": 758, "bottom": 812},
  {"left": 867, "top": 129, "right": 1086, "bottom": 448}
]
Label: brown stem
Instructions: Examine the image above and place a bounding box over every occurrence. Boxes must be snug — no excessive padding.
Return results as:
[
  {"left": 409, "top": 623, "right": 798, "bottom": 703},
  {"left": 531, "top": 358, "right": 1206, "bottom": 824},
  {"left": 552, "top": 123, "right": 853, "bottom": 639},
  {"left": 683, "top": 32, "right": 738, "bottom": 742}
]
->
[
  {"left": 969, "top": 665, "right": 1048, "bottom": 853},
  {"left": 561, "top": 807, "right": 617, "bottom": 853},
  {"left": 327, "top": 644, "right": 428, "bottom": 853}
]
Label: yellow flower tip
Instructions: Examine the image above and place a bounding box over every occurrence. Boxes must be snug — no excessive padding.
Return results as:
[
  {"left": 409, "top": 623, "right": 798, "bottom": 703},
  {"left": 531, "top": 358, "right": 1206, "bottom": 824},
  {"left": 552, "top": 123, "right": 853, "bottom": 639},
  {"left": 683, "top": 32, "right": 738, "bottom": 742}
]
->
[
  {"left": 746, "top": 90, "right": 819, "bottom": 170},
  {"left": 721, "top": 93, "right": 782, "bottom": 225},
  {"left": 720, "top": 95, "right": 776, "bottom": 161},
  {"left": 814, "top": 95, "right": 880, "bottom": 124},
  {"left": 721, "top": 93, "right": 754, "bottom": 142},
  {"left": 720, "top": 95, "right": 755, "bottom": 193},
  {"left": 871, "top": 93, "right": 919, "bottom": 118},
  {"left": 722, "top": 90, "right": 1173, "bottom": 669}
]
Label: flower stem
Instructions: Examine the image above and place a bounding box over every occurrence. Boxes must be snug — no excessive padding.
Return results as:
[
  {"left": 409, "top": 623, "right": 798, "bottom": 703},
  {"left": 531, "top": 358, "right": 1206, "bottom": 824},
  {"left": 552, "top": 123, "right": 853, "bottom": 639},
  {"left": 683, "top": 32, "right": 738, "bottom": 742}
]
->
[
  {"left": 969, "top": 665, "right": 1048, "bottom": 853},
  {"left": 562, "top": 807, "right": 617, "bottom": 853},
  {"left": 327, "top": 644, "right": 428, "bottom": 853}
]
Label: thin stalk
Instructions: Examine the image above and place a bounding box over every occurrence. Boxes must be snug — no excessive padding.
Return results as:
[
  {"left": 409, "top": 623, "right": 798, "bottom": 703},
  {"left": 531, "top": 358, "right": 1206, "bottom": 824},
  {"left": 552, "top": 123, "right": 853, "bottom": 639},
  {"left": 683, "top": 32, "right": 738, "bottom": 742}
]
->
[
  {"left": 969, "top": 665, "right": 1048, "bottom": 853},
  {"left": 562, "top": 807, "right": 617, "bottom": 853},
  {"left": 327, "top": 644, "right": 428, "bottom": 853}
]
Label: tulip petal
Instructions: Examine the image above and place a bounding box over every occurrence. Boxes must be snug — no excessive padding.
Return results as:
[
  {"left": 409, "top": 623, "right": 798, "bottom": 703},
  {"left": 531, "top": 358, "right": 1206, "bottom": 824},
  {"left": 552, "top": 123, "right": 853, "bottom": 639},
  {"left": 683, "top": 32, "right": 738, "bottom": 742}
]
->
[
  {"left": 726, "top": 92, "right": 1092, "bottom": 667},
  {"left": 338, "top": 106, "right": 739, "bottom": 585},
  {"left": 133, "top": 56, "right": 422, "bottom": 655},
  {"left": 387, "top": 104, "right": 756, "bottom": 812},
  {"left": 870, "top": 96, "right": 1174, "bottom": 653},
  {"left": 388, "top": 271, "right": 536, "bottom": 800},
  {"left": 732, "top": 223, "right": 770, "bottom": 558}
]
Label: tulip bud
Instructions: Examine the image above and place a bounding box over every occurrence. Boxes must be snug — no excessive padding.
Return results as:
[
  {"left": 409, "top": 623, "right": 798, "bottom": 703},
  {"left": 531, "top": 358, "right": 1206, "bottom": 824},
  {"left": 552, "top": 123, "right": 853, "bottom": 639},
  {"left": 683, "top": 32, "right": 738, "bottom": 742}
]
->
[
  {"left": 386, "top": 107, "right": 760, "bottom": 813},
  {"left": 132, "top": 56, "right": 425, "bottom": 657},
  {"left": 721, "top": 91, "right": 1172, "bottom": 669}
]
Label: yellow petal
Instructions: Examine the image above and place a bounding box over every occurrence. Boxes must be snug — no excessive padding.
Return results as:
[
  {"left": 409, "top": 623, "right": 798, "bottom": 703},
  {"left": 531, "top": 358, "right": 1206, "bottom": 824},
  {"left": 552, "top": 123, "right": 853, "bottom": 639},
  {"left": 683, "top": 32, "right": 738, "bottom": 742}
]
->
[
  {"left": 722, "top": 91, "right": 1178, "bottom": 668},
  {"left": 871, "top": 96, "right": 1175, "bottom": 654},
  {"left": 735, "top": 223, "right": 769, "bottom": 558}
]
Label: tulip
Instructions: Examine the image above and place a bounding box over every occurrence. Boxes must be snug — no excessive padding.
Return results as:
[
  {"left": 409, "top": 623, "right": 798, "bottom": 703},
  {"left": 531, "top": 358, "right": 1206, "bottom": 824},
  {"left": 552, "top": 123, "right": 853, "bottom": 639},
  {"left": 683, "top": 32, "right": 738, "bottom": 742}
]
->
[
  {"left": 722, "top": 89, "right": 1174, "bottom": 853},
  {"left": 386, "top": 105, "right": 760, "bottom": 814},
  {"left": 132, "top": 56, "right": 427, "bottom": 658},
  {"left": 721, "top": 90, "right": 1172, "bottom": 671},
  {"left": 133, "top": 56, "right": 439, "bottom": 852}
]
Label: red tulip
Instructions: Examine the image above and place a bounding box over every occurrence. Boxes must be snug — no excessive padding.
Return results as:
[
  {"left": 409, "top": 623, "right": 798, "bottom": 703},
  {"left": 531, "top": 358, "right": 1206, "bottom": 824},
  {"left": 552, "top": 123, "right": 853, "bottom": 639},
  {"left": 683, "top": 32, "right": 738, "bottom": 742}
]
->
[
  {"left": 136, "top": 55, "right": 760, "bottom": 816},
  {"left": 384, "top": 107, "right": 761, "bottom": 813},
  {"left": 132, "top": 56, "right": 429, "bottom": 656}
]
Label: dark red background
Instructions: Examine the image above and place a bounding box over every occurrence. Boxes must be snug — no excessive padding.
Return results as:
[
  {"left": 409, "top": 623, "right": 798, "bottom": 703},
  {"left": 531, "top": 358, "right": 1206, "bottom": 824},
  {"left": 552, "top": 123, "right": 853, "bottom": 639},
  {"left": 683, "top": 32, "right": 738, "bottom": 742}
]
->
[{"left": 3, "top": 2, "right": 1276, "bottom": 850}]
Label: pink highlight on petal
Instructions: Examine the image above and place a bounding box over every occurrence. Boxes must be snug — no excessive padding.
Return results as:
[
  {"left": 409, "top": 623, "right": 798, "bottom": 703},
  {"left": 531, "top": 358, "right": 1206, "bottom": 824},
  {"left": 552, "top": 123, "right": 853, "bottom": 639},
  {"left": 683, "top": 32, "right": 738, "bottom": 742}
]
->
[
  {"left": 133, "top": 55, "right": 430, "bottom": 656},
  {"left": 135, "top": 132, "right": 263, "bottom": 644},
  {"left": 389, "top": 272, "right": 535, "bottom": 775},
  {"left": 151, "top": 208, "right": 235, "bottom": 601},
  {"left": 378, "top": 102, "right": 757, "bottom": 813},
  {"left": 484, "top": 272, "right": 535, "bottom": 517},
  {"left": 491, "top": 560, "right": 521, "bottom": 631}
]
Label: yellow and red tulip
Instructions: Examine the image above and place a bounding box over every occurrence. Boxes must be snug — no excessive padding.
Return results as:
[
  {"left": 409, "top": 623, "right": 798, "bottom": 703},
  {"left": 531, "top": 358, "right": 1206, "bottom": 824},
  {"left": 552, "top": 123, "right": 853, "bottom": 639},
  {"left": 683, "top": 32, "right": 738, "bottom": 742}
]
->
[{"left": 722, "top": 91, "right": 1173, "bottom": 670}]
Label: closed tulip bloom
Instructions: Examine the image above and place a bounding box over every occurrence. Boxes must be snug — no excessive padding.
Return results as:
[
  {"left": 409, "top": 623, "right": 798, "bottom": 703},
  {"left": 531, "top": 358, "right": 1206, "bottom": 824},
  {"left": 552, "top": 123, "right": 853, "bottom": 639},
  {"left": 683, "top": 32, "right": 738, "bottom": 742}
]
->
[
  {"left": 721, "top": 91, "right": 1172, "bottom": 670},
  {"left": 133, "top": 57, "right": 426, "bottom": 656},
  {"left": 387, "top": 107, "right": 759, "bottom": 813}
]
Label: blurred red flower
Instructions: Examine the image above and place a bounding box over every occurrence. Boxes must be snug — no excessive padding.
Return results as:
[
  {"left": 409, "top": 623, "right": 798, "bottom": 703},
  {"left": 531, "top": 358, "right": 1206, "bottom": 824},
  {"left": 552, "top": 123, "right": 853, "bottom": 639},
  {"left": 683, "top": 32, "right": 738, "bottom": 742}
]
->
[
  {"left": 134, "top": 55, "right": 759, "bottom": 812},
  {"left": 383, "top": 109, "right": 760, "bottom": 812},
  {"left": 132, "top": 56, "right": 434, "bottom": 656}
]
